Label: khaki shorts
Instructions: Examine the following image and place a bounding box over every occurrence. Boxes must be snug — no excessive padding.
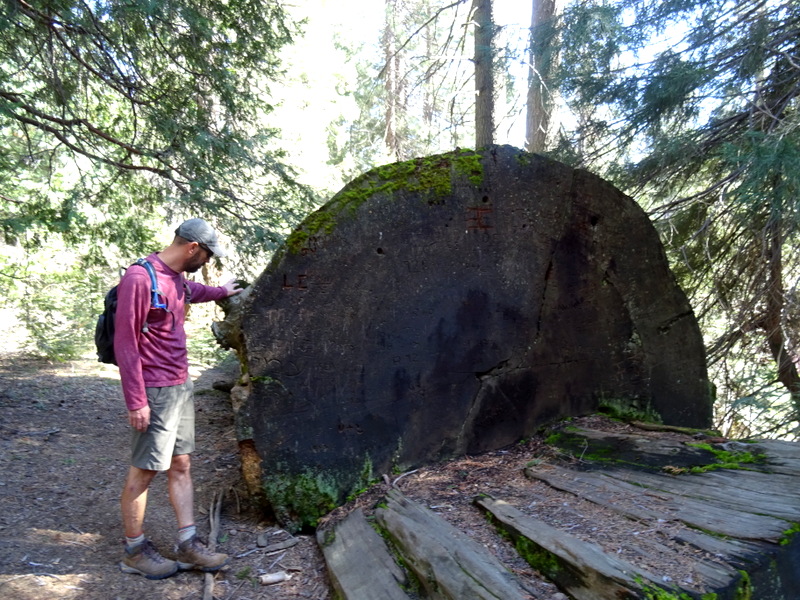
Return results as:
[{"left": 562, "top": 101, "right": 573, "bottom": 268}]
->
[{"left": 131, "top": 379, "right": 195, "bottom": 471}]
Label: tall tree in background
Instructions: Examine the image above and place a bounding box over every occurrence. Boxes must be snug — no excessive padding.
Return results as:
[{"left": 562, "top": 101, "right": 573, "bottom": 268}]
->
[
  {"left": 472, "top": 0, "right": 495, "bottom": 147},
  {"left": 555, "top": 0, "right": 800, "bottom": 437},
  {"left": 525, "top": 0, "right": 559, "bottom": 153},
  {"left": 329, "top": 0, "right": 488, "bottom": 176},
  {"left": 0, "top": 0, "right": 310, "bottom": 263},
  {"left": 383, "top": 0, "right": 407, "bottom": 160}
]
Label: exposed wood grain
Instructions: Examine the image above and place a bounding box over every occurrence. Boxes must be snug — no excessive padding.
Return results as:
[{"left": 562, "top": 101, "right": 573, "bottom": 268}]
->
[
  {"left": 475, "top": 494, "right": 657, "bottom": 600},
  {"left": 316, "top": 508, "right": 410, "bottom": 600},
  {"left": 524, "top": 464, "right": 789, "bottom": 540},
  {"left": 375, "top": 489, "right": 531, "bottom": 600},
  {"left": 670, "top": 528, "right": 771, "bottom": 569},
  {"left": 599, "top": 469, "right": 800, "bottom": 521}
]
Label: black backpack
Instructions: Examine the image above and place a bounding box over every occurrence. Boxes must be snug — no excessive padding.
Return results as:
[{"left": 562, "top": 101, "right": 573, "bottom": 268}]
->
[{"left": 95, "top": 259, "right": 165, "bottom": 365}]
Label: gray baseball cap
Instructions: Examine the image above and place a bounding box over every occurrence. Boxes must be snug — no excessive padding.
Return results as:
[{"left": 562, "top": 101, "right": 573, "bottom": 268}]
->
[{"left": 175, "top": 218, "right": 228, "bottom": 258}]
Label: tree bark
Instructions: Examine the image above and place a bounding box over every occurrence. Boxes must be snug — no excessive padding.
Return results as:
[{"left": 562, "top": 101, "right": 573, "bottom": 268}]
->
[
  {"left": 472, "top": 0, "right": 494, "bottom": 148},
  {"left": 525, "top": 0, "right": 559, "bottom": 153},
  {"left": 383, "top": 0, "right": 404, "bottom": 160},
  {"left": 760, "top": 214, "right": 800, "bottom": 417}
]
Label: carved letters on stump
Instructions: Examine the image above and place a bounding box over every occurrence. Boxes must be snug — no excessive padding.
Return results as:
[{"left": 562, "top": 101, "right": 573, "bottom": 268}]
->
[{"left": 238, "top": 145, "right": 712, "bottom": 530}]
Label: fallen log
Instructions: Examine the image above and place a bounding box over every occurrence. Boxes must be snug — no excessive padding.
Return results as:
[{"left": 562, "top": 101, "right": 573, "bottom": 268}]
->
[
  {"left": 375, "top": 489, "right": 531, "bottom": 600},
  {"left": 524, "top": 464, "right": 789, "bottom": 541},
  {"left": 474, "top": 494, "right": 652, "bottom": 600},
  {"left": 316, "top": 508, "right": 410, "bottom": 600}
]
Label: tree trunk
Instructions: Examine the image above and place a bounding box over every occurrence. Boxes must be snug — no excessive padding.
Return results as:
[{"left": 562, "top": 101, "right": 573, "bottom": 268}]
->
[
  {"left": 752, "top": 52, "right": 800, "bottom": 419},
  {"left": 472, "top": 0, "right": 494, "bottom": 148},
  {"left": 760, "top": 214, "right": 800, "bottom": 417},
  {"left": 383, "top": 0, "right": 404, "bottom": 160},
  {"left": 525, "top": 0, "right": 558, "bottom": 153}
]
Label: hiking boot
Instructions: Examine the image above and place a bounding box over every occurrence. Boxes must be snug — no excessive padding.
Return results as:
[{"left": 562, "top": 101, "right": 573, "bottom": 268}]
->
[
  {"left": 176, "top": 535, "right": 229, "bottom": 572},
  {"left": 119, "top": 539, "right": 179, "bottom": 580}
]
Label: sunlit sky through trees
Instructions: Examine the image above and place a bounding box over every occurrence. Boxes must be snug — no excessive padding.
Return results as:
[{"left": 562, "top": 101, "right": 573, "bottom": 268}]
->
[{"left": 274, "top": 0, "right": 533, "bottom": 194}]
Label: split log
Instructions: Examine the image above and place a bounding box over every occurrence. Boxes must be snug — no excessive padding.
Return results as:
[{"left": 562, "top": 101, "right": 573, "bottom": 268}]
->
[
  {"left": 316, "top": 508, "right": 410, "bottom": 600},
  {"left": 546, "top": 426, "right": 717, "bottom": 470},
  {"left": 630, "top": 420, "right": 720, "bottom": 436},
  {"left": 751, "top": 439, "right": 800, "bottom": 477},
  {"left": 374, "top": 489, "right": 530, "bottom": 600},
  {"left": 670, "top": 528, "right": 771, "bottom": 570},
  {"left": 600, "top": 469, "right": 800, "bottom": 522},
  {"left": 524, "top": 464, "right": 789, "bottom": 541},
  {"left": 475, "top": 494, "right": 653, "bottom": 600}
]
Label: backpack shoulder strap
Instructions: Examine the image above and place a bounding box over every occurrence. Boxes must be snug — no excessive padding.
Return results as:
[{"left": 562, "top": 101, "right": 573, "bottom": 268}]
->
[{"left": 134, "top": 258, "right": 167, "bottom": 310}]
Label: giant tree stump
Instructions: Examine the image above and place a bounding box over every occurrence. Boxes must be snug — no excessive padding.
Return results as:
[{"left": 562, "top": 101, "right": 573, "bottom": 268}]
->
[{"left": 237, "top": 145, "right": 712, "bottom": 529}]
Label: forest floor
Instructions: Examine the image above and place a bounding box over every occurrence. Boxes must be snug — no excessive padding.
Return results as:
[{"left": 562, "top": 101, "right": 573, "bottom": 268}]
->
[{"left": 0, "top": 349, "right": 715, "bottom": 600}]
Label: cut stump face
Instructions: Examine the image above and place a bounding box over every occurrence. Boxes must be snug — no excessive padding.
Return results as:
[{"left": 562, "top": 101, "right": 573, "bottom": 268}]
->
[{"left": 238, "top": 145, "right": 712, "bottom": 530}]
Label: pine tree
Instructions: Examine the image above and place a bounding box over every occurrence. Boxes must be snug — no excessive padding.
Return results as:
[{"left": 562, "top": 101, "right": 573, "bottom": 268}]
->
[
  {"left": 0, "top": 0, "right": 311, "bottom": 261},
  {"left": 554, "top": 0, "right": 800, "bottom": 436}
]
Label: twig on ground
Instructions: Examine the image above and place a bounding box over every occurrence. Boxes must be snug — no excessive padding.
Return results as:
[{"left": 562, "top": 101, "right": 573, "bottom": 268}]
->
[
  {"left": 392, "top": 469, "right": 418, "bottom": 488},
  {"left": 64, "top": 540, "right": 95, "bottom": 550},
  {"left": 223, "top": 578, "right": 248, "bottom": 600},
  {"left": 267, "top": 550, "right": 287, "bottom": 571},
  {"left": 234, "top": 547, "right": 260, "bottom": 559},
  {"left": 203, "top": 489, "right": 225, "bottom": 600}
]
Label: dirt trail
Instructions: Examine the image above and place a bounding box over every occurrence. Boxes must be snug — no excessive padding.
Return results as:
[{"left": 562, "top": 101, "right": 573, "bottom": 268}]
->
[{"left": 0, "top": 352, "right": 329, "bottom": 600}]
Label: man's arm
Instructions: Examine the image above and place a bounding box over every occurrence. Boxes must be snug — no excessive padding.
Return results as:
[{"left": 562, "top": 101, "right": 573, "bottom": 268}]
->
[{"left": 185, "top": 278, "right": 242, "bottom": 303}]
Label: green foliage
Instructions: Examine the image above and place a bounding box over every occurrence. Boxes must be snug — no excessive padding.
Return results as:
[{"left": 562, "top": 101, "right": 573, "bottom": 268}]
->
[
  {"left": 553, "top": 0, "right": 800, "bottom": 438},
  {"left": 735, "top": 570, "right": 752, "bottom": 600},
  {"left": 0, "top": 0, "right": 321, "bottom": 356},
  {"left": 345, "top": 456, "right": 379, "bottom": 502},
  {"left": 262, "top": 469, "right": 340, "bottom": 532},
  {"left": 1, "top": 0, "right": 313, "bottom": 262},
  {"left": 485, "top": 510, "right": 561, "bottom": 579},
  {"left": 0, "top": 244, "right": 114, "bottom": 360},
  {"left": 640, "top": 582, "right": 717, "bottom": 600},
  {"left": 185, "top": 303, "right": 232, "bottom": 368},
  {"left": 262, "top": 456, "right": 377, "bottom": 532},
  {"left": 235, "top": 566, "right": 252, "bottom": 580},
  {"left": 513, "top": 534, "right": 560, "bottom": 579},
  {"left": 598, "top": 396, "right": 663, "bottom": 424},
  {"left": 327, "top": 0, "right": 478, "bottom": 172}
]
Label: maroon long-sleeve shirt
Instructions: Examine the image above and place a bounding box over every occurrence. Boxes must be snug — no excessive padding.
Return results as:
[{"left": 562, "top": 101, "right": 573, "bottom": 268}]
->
[{"left": 114, "top": 253, "right": 228, "bottom": 411}]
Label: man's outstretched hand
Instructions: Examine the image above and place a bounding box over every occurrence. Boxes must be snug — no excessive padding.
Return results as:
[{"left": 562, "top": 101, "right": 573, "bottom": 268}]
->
[{"left": 221, "top": 279, "right": 243, "bottom": 296}]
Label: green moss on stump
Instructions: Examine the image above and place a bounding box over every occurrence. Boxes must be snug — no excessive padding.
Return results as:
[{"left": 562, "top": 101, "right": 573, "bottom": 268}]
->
[
  {"left": 263, "top": 455, "right": 376, "bottom": 532},
  {"left": 286, "top": 148, "right": 484, "bottom": 254},
  {"left": 262, "top": 469, "right": 340, "bottom": 531},
  {"left": 598, "top": 396, "right": 663, "bottom": 424},
  {"left": 684, "top": 442, "right": 766, "bottom": 474},
  {"left": 779, "top": 522, "right": 800, "bottom": 546}
]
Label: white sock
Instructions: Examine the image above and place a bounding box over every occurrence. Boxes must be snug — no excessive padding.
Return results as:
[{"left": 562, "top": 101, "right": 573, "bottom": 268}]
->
[
  {"left": 125, "top": 533, "right": 145, "bottom": 549},
  {"left": 178, "top": 524, "right": 197, "bottom": 543}
]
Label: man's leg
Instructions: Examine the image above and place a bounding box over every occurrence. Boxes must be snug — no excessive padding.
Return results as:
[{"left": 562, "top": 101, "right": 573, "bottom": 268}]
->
[
  {"left": 119, "top": 466, "right": 179, "bottom": 579},
  {"left": 169, "top": 453, "right": 229, "bottom": 572},
  {"left": 167, "top": 454, "right": 194, "bottom": 528},
  {"left": 121, "top": 465, "right": 157, "bottom": 537}
]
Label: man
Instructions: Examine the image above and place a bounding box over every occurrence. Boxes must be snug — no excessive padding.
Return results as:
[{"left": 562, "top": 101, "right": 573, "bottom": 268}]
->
[{"left": 115, "top": 218, "right": 241, "bottom": 579}]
